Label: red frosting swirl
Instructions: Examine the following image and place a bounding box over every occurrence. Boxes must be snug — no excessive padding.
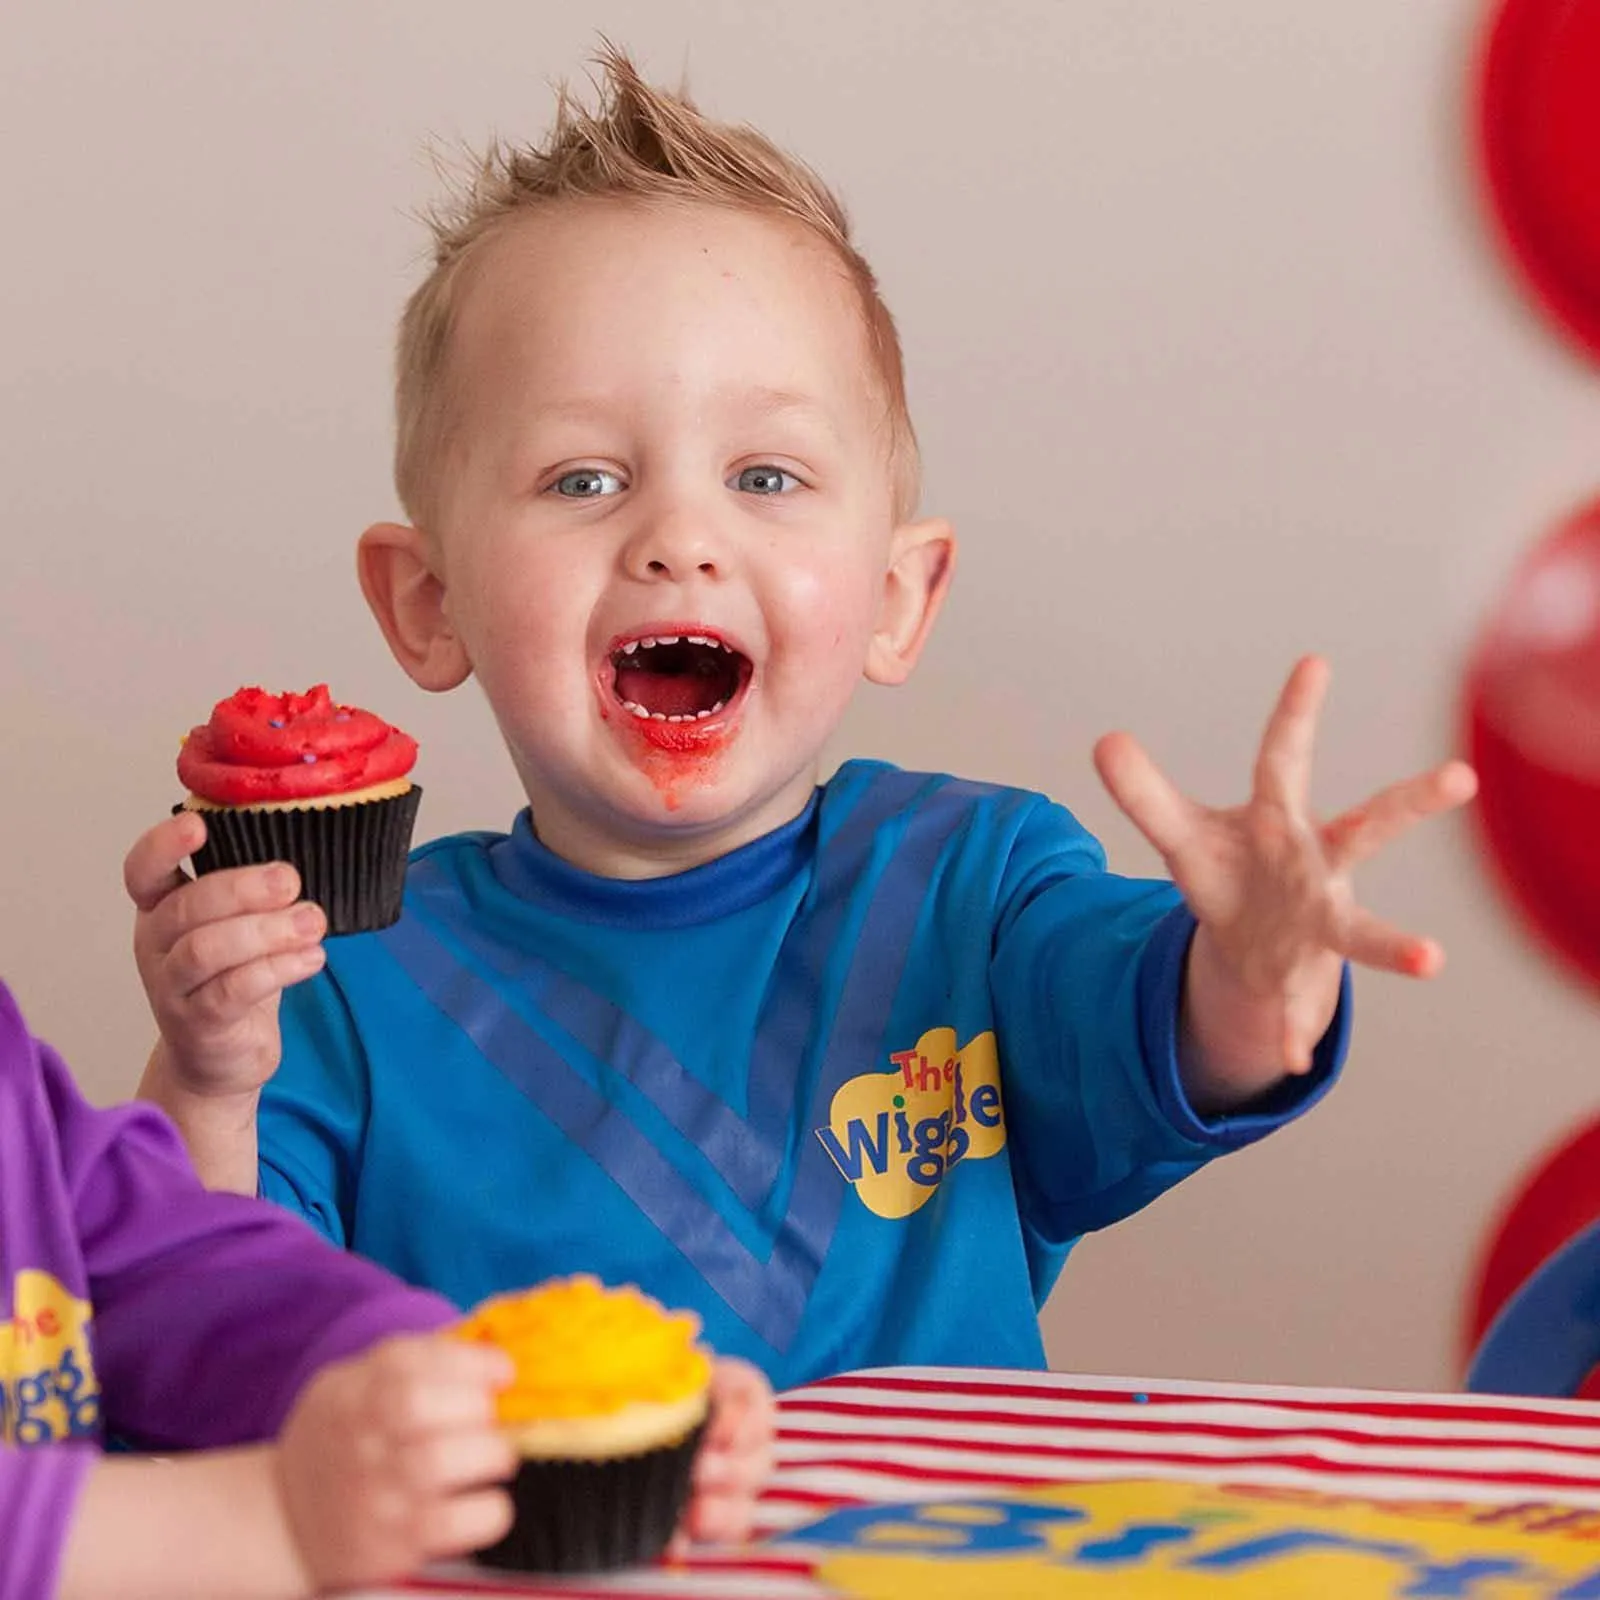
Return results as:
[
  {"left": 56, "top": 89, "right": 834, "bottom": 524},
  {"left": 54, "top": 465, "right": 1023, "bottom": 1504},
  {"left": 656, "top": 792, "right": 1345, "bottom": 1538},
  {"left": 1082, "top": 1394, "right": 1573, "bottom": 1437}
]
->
[{"left": 177, "top": 685, "right": 418, "bottom": 805}]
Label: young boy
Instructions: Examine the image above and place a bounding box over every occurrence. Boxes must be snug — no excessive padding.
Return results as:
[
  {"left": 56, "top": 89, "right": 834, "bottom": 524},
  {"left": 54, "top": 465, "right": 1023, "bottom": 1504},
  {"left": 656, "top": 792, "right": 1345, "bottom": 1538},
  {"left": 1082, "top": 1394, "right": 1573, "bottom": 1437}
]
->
[
  {"left": 1, "top": 976, "right": 772, "bottom": 1597},
  {"left": 126, "top": 50, "right": 1475, "bottom": 1390}
]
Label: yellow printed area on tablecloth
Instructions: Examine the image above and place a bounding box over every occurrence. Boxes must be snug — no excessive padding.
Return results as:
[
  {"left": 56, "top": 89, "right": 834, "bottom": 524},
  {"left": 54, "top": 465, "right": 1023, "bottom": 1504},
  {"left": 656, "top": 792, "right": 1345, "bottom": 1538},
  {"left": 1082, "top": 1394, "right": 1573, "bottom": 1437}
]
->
[
  {"left": 780, "top": 1480, "right": 1600, "bottom": 1598},
  {"left": 0, "top": 1269, "right": 99, "bottom": 1446}
]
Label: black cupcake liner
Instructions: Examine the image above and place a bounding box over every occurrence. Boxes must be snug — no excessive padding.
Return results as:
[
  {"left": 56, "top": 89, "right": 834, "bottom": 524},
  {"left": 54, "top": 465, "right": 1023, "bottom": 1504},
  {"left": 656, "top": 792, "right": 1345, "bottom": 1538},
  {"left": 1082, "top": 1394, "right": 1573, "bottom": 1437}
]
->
[
  {"left": 176, "top": 785, "right": 422, "bottom": 936},
  {"left": 475, "top": 1420, "right": 706, "bottom": 1575}
]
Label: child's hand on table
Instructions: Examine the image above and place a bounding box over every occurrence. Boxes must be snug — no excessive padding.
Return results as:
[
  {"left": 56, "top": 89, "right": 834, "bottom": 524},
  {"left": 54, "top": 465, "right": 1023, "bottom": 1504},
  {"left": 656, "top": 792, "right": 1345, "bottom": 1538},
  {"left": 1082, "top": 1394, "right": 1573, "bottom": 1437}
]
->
[
  {"left": 1094, "top": 655, "right": 1478, "bottom": 1113},
  {"left": 276, "top": 1332, "right": 516, "bottom": 1593},
  {"left": 675, "top": 1356, "right": 776, "bottom": 1549}
]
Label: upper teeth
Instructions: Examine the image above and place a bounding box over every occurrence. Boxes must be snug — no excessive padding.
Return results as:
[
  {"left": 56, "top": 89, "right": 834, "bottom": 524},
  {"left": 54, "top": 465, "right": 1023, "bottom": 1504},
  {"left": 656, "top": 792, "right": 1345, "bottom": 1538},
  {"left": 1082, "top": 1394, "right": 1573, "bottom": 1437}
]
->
[{"left": 620, "top": 634, "right": 732, "bottom": 655}]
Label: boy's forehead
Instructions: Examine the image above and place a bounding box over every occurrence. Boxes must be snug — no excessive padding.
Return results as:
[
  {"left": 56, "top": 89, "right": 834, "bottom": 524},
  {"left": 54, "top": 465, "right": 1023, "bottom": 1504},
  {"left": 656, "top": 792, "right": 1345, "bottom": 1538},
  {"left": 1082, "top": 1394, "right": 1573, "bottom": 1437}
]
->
[
  {"left": 450, "top": 199, "right": 881, "bottom": 408},
  {"left": 468, "top": 196, "right": 839, "bottom": 302}
]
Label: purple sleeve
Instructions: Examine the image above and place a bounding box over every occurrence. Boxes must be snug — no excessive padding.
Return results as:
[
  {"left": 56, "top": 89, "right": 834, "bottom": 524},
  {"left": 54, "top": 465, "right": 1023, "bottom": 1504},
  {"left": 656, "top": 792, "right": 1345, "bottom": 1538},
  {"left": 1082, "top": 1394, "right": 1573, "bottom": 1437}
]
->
[
  {"left": 44, "top": 1043, "right": 459, "bottom": 1450},
  {"left": 0, "top": 1444, "right": 93, "bottom": 1600}
]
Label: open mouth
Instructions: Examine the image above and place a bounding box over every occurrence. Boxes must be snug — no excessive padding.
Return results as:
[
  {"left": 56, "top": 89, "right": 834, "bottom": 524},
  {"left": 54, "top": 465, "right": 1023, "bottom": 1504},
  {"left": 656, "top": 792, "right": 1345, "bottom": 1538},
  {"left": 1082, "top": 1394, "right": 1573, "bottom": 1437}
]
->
[{"left": 609, "top": 632, "right": 752, "bottom": 722}]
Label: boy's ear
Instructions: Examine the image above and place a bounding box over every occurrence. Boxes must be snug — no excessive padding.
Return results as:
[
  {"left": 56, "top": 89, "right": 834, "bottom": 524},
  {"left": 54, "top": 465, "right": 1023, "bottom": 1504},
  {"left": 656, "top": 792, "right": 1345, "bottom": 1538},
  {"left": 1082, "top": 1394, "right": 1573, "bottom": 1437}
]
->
[
  {"left": 864, "top": 517, "right": 957, "bottom": 686},
  {"left": 357, "top": 523, "right": 472, "bottom": 692}
]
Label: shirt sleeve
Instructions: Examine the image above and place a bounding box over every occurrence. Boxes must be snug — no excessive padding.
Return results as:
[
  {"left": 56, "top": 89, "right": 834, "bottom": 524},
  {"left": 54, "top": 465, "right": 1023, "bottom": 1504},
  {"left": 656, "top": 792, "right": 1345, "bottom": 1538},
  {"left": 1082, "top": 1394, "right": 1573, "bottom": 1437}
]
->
[
  {"left": 256, "top": 966, "right": 373, "bottom": 1246},
  {"left": 45, "top": 1041, "right": 456, "bottom": 1452},
  {"left": 0, "top": 1443, "right": 93, "bottom": 1600},
  {"left": 989, "top": 796, "right": 1348, "bottom": 1250}
]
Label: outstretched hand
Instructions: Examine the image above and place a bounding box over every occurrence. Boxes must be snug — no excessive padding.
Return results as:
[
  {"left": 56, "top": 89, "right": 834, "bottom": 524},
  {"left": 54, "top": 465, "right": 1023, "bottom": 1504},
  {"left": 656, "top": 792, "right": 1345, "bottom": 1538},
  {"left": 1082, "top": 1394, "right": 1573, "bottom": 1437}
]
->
[{"left": 1094, "top": 656, "right": 1477, "bottom": 1098}]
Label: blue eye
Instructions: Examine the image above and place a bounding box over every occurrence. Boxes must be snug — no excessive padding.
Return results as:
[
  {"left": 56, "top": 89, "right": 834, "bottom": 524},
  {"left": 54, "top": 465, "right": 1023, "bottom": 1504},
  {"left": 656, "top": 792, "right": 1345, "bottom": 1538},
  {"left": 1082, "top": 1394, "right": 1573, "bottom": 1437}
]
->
[
  {"left": 732, "top": 465, "right": 800, "bottom": 496},
  {"left": 553, "top": 468, "right": 624, "bottom": 498}
]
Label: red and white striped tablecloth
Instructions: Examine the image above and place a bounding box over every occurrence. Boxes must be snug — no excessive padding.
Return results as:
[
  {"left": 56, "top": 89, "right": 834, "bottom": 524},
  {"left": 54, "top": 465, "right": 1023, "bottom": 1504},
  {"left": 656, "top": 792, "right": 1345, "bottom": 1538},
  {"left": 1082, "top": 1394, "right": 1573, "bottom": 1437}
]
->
[{"left": 394, "top": 1365, "right": 1600, "bottom": 1599}]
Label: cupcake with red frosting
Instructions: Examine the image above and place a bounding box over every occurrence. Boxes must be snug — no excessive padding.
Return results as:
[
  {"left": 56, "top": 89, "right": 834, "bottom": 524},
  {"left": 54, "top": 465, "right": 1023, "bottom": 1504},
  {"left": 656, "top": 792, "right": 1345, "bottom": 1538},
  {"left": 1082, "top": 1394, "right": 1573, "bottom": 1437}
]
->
[{"left": 177, "top": 684, "right": 421, "bottom": 934}]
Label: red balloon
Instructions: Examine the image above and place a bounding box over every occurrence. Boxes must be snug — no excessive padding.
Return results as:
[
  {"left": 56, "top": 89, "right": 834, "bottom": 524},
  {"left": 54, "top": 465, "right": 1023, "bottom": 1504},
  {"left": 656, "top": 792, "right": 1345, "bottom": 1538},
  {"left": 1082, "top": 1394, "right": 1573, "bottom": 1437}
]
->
[
  {"left": 1463, "top": 1115, "right": 1600, "bottom": 1395},
  {"left": 1478, "top": 0, "right": 1600, "bottom": 361},
  {"left": 1466, "top": 496, "right": 1600, "bottom": 991}
]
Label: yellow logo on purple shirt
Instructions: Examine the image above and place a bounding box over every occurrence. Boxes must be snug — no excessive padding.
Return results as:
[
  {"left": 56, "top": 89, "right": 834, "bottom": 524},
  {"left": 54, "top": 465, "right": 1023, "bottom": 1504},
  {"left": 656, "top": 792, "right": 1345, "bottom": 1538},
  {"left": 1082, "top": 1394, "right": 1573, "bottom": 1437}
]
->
[
  {"left": 815, "top": 1028, "right": 1007, "bottom": 1218},
  {"left": 1, "top": 1269, "right": 99, "bottom": 1445}
]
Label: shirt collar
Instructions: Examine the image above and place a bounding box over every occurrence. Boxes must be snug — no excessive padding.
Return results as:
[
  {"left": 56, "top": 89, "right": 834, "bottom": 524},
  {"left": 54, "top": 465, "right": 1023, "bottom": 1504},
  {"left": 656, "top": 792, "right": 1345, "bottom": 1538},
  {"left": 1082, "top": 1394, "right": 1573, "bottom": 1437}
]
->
[{"left": 487, "top": 796, "right": 818, "bottom": 927}]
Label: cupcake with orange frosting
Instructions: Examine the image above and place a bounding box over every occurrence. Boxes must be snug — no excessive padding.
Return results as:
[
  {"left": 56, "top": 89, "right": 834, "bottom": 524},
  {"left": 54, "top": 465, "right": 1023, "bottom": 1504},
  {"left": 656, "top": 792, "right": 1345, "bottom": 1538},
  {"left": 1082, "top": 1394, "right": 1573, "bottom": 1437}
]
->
[
  {"left": 457, "top": 1275, "right": 712, "bottom": 1573},
  {"left": 177, "top": 684, "right": 421, "bottom": 935}
]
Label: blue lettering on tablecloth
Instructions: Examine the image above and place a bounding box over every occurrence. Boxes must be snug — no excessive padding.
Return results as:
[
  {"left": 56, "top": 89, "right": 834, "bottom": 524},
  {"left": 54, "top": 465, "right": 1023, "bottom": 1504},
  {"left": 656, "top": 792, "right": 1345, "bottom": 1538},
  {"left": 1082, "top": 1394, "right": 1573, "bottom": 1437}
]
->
[
  {"left": 784, "top": 1500, "right": 1089, "bottom": 1555},
  {"left": 783, "top": 1492, "right": 1600, "bottom": 1595}
]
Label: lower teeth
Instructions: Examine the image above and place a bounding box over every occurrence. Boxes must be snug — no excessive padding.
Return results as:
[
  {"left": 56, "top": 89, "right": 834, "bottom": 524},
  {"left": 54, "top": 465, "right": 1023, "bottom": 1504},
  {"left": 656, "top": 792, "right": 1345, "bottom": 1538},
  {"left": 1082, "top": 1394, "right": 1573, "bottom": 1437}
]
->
[{"left": 619, "top": 699, "right": 729, "bottom": 722}]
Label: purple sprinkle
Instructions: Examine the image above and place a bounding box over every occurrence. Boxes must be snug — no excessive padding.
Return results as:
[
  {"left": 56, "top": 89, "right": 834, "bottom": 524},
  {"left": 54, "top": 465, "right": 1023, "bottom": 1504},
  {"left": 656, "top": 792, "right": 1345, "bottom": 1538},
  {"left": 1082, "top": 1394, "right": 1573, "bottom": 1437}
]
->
[
  {"left": 269, "top": 718, "right": 284, "bottom": 728},
  {"left": 335, "top": 711, "right": 351, "bottom": 722},
  {"left": 301, "top": 752, "right": 317, "bottom": 764}
]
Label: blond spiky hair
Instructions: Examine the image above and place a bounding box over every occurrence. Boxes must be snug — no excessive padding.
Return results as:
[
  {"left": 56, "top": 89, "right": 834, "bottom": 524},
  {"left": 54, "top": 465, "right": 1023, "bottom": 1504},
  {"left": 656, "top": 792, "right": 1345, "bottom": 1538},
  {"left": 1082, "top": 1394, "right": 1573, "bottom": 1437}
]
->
[{"left": 393, "top": 43, "right": 920, "bottom": 526}]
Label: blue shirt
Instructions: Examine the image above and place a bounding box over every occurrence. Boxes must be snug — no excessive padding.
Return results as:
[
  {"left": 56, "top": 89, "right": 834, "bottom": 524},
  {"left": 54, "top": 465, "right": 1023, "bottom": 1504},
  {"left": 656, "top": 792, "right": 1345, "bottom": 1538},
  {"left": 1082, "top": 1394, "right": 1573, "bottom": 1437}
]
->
[{"left": 260, "top": 761, "right": 1348, "bottom": 1388}]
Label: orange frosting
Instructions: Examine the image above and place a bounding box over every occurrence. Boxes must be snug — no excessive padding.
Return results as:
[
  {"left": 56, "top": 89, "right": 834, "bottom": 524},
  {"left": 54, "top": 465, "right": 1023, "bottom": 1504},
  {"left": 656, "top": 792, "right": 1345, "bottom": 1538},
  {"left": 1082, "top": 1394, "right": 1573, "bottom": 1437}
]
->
[{"left": 457, "top": 1276, "right": 711, "bottom": 1424}]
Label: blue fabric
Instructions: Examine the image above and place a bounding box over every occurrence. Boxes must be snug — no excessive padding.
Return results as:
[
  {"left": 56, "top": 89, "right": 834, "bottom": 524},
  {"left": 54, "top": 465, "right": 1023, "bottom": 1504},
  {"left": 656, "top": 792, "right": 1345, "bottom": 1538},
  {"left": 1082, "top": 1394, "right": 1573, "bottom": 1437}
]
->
[
  {"left": 1468, "top": 1218, "right": 1600, "bottom": 1396},
  {"left": 259, "top": 760, "right": 1348, "bottom": 1388}
]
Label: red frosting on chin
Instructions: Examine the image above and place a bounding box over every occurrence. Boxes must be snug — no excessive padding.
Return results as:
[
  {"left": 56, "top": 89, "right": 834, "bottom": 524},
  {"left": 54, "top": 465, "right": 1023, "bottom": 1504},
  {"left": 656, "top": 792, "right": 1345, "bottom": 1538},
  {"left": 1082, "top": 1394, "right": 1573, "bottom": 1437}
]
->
[{"left": 177, "top": 684, "right": 418, "bottom": 805}]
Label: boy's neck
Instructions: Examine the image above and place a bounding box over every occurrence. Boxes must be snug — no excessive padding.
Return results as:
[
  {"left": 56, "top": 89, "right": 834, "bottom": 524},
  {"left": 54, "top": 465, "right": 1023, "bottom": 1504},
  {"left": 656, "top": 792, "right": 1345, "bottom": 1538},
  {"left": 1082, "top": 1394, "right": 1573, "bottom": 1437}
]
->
[{"left": 519, "top": 770, "right": 822, "bottom": 881}]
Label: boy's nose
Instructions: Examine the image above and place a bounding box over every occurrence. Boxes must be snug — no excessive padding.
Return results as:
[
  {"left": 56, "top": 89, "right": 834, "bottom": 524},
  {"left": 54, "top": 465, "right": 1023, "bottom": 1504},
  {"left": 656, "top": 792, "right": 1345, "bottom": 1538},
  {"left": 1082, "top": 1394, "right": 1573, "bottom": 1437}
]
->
[{"left": 621, "top": 505, "right": 724, "bottom": 583}]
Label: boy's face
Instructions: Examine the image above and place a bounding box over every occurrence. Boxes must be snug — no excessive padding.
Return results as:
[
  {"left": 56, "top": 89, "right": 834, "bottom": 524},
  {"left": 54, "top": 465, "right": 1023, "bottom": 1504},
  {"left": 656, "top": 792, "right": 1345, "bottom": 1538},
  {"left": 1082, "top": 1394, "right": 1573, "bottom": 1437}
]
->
[{"left": 370, "top": 199, "right": 950, "bottom": 875}]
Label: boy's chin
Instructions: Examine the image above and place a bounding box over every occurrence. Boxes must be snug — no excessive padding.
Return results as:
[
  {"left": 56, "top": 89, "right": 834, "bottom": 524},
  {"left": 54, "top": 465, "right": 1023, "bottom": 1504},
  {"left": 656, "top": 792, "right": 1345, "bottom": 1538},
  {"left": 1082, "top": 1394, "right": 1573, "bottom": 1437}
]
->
[
  {"left": 622, "top": 782, "right": 773, "bottom": 835},
  {"left": 610, "top": 764, "right": 815, "bottom": 845}
]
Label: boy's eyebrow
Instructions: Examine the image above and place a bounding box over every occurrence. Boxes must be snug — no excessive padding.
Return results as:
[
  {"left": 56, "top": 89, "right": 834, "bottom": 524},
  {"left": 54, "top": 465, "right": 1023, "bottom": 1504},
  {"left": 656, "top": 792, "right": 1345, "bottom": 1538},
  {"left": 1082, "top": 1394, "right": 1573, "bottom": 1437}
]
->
[
  {"left": 715, "top": 384, "right": 848, "bottom": 445},
  {"left": 737, "top": 385, "right": 834, "bottom": 425},
  {"left": 519, "top": 386, "right": 841, "bottom": 437}
]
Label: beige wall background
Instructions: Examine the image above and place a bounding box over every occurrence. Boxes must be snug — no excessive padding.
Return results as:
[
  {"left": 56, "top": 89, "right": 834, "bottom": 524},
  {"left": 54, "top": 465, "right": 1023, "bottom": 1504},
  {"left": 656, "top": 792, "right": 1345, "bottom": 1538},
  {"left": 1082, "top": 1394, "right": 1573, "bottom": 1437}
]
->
[{"left": 4, "top": 0, "right": 1598, "bottom": 1391}]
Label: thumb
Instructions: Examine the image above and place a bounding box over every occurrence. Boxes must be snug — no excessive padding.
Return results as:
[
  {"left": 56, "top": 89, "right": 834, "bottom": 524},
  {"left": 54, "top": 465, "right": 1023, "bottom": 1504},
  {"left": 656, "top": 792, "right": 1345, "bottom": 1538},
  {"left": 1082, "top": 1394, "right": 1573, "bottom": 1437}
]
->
[{"left": 124, "top": 811, "right": 206, "bottom": 913}]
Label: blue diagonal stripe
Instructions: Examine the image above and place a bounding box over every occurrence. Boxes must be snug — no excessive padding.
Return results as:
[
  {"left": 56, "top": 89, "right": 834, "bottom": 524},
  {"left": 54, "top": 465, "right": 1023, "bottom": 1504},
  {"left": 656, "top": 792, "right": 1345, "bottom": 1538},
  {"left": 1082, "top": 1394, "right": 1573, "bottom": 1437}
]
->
[
  {"left": 744, "top": 770, "right": 948, "bottom": 1149},
  {"left": 407, "top": 857, "right": 773, "bottom": 1213},
  {"left": 377, "top": 916, "right": 803, "bottom": 1349},
  {"left": 759, "top": 780, "right": 996, "bottom": 1300}
]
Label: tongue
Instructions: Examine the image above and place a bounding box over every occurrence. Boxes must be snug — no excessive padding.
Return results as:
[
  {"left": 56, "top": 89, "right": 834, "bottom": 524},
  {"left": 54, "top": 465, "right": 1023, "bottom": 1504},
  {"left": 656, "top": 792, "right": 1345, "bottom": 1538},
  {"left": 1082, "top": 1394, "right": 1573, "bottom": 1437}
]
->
[{"left": 616, "top": 661, "right": 712, "bottom": 718}]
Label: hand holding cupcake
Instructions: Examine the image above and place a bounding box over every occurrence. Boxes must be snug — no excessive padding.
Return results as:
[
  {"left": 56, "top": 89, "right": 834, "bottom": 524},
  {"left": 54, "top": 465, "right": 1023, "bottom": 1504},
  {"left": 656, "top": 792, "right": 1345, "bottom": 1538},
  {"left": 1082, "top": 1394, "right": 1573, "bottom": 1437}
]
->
[
  {"left": 125, "top": 683, "right": 423, "bottom": 1191},
  {"left": 456, "top": 1276, "right": 774, "bottom": 1573}
]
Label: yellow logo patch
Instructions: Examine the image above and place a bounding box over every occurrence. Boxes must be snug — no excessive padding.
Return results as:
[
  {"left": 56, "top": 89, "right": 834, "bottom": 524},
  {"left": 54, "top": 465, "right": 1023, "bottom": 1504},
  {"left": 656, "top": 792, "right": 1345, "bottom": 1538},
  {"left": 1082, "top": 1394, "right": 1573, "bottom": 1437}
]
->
[
  {"left": 1, "top": 1268, "right": 99, "bottom": 1446},
  {"left": 816, "top": 1027, "right": 1006, "bottom": 1218}
]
